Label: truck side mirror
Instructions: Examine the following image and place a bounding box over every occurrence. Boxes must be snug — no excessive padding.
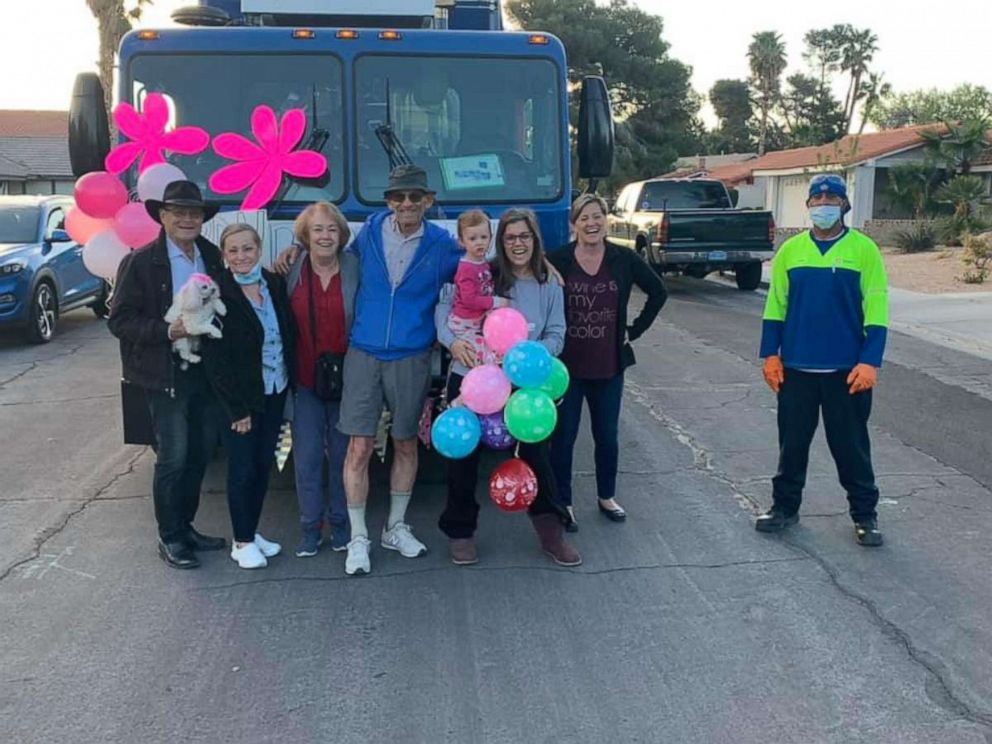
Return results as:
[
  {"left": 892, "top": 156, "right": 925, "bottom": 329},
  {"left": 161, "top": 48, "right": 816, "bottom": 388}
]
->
[
  {"left": 48, "top": 229, "right": 71, "bottom": 243},
  {"left": 577, "top": 76, "right": 614, "bottom": 180},
  {"left": 728, "top": 188, "right": 740, "bottom": 207},
  {"left": 69, "top": 73, "right": 111, "bottom": 178}
]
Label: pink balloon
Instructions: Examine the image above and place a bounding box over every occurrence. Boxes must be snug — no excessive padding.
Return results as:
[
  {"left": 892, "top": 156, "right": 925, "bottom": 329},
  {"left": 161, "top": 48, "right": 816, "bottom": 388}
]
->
[
  {"left": 65, "top": 206, "right": 112, "bottom": 245},
  {"left": 460, "top": 364, "right": 512, "bottom": 415},
  {"left": 74, "top": 171, "right": 128, "bottom": 219},
  {"left": 483, "top": 308, "right": 529, "bottom": 356},
  {"left": 137, "top": 163, "right": 187, "bottom": 202},
  {"left": 113, "top": 202, "right": 160, "bottom": 248},
  {"left": 83, "top": 229, "right": 130, "bottom": 280}
]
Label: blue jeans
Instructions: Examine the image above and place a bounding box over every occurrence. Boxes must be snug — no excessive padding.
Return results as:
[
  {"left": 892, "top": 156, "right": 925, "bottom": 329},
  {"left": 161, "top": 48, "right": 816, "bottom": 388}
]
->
[
  {"left": 145, "top": 366, "right": 222, "bottom": 543},
  {"left": 550, "top": 373, "right": 625, "bottom": 507},
  {"left": 293, "top": 385, "right": 350, "bottom": 543},
  {"left": 224, "top": 391, "right": 287, "bottom": 543}
]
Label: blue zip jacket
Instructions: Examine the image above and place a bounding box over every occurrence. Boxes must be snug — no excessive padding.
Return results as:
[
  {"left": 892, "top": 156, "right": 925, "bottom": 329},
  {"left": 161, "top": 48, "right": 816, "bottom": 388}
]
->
[{"left": 348, "top": 211, "right": 463, "bottom": 360}]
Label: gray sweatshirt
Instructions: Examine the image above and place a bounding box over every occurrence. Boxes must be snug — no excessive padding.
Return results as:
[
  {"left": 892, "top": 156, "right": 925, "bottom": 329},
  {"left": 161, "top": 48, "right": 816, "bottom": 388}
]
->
[{"left": 435, "top": 274, "right": 565, "bottom": 377}]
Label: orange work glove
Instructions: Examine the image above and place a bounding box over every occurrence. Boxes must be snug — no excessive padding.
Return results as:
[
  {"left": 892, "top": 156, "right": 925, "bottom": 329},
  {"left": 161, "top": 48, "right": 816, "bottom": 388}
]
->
[
  {"left": 847, "top": 363, "right": 877, "bottom": 394},
  {"left": 762, "top": 355, "right": 785, "bottom": 393}
]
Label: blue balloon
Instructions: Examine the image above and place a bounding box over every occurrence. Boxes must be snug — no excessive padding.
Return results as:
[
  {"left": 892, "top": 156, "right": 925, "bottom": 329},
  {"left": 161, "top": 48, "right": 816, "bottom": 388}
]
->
[
  {"left": 503, "top": 340, "right": 553, "bottom": 389},
  {"left": 430, "top": 407, "right": 481, "bottom": 459}
]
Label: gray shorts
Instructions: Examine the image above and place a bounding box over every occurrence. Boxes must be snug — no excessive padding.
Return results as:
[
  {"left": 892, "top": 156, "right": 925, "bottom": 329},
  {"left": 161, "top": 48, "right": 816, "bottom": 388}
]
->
[{"left": 338, "top": 347, "right": 432, "bottom": 440}]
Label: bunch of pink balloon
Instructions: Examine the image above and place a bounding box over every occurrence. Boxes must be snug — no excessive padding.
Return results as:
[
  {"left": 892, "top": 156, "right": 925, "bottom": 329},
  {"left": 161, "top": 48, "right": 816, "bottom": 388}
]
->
[{"left": 69, "top": 162, "right": 188, "bottom": 281}]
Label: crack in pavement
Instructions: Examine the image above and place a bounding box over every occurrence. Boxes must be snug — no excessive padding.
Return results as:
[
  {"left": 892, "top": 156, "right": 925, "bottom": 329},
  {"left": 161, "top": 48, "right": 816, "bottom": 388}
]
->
[
  {"left": 0, "top": 393, "right": 118, "bottom": 408},
  {"left": 0, "top": 344, "right": 86, "bottom": 390},
  {"left": 196, "top": 555, "right": 811, "bottom": 592},
  {"left": 782, "top": 533, "right": 992, "bottom": 736},
  {"left": 627, "top": 373, "right": 992, "bottom": 737},
  {"left": 0, "top": 362, "right": 38, "bottom": 389},
  {"left": 0, "top": 448, "right": 148, "bottom": 584}
]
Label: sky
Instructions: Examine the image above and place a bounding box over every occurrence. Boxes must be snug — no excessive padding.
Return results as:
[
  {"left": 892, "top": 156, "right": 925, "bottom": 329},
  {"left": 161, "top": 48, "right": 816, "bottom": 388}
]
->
[{"left": 2, "top": 0, "right": 990, "bottom": 121}]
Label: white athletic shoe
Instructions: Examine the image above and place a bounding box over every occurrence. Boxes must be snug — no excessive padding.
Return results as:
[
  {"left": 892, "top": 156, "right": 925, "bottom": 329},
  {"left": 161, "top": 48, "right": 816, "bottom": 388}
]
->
[
  {"left": 345, "top": 536, "right": 371, "bottom": 576},
  {"left": 380, "top": 522, "right": 428, "bottom": 558},
  {"left": 231, "top": 541, "right": 267, "bottom": 569},
  {"left": 254, "top": 533, "right": 282, "bottom": 558}
]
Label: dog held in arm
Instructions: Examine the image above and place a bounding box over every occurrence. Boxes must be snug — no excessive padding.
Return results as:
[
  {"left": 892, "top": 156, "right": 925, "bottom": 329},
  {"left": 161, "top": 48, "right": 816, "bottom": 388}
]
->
[{"left": 165, "top": 273, "right": 226, "bottom": 369}]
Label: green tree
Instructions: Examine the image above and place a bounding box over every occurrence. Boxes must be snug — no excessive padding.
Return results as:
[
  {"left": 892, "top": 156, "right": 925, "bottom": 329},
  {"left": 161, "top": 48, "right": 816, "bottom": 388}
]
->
[
  {"left": 507, "top": 0, "right": 701, "bottom": 190},
  {"left": 747, "top": 31, "right": 787, "bottom": 155},
  {"left": 707, "top": 79, "right": 754, "bottom": 153},
  {"left": 920, "top": 118, "right": 992, "bottom": 175},
  {"left": 86, "top": 0, "right": 154, "bottom": 129},
  {"left": 856, "top": 72, "right": 891, "bottom": 135},
  {"left": 780, "top": 73, "right": 846, "bottom": 146},
  {"left": 836, "top": 25, "right": 879, "bottom": 131},
  {"left": 802, "top": 28, "right": 841, "bottom": 86},
  {"left": 871, "top": 84, "right": 992, "bottom": 129},
  {"left": 885, "top": 163, "right": 944, "bottom": 218}
]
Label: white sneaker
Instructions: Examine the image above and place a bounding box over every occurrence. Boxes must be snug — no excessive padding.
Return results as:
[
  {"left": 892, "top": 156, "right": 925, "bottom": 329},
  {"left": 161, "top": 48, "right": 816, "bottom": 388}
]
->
[
  {"left": 254, "top": 533, "right": 282, "bottom": 558},
  {"left": 380, "top": 522, "right": 428, "bottom": 558},
  {"left": 345, "top": 536, "right": 371, "bottom": 576},
  {"left": 231, "top": 541, "right": 267, "bottom": 569}
]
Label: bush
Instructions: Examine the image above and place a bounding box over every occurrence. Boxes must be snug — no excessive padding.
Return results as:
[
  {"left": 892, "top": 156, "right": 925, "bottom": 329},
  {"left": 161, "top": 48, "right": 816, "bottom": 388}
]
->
[
  {"left": 961, "top": 233, "right": 991, "bottom": 284},
  {"left": 894, "top": 221, "right": 936, "bottom": 252},
  {"left": 937, "top": 213, "right": 990, "bottom": 246}
]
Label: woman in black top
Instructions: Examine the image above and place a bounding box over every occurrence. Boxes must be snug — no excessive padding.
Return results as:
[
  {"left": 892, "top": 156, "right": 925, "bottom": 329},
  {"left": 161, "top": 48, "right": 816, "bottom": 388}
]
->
[{"left": 548, "top": 194, "right": 667, "bottom": 529}]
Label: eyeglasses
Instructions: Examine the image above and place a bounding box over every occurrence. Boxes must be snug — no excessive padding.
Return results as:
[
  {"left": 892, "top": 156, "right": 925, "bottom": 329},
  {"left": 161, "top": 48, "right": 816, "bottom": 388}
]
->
[
  {"left": 385, "top": 191, "right": 426, "bottom": 205},
  {"left": 163, "top": 207, "right": 205, "bottom": 220},
  {"left": 503, "top": 232, "right": 534, "bottom": 245}
]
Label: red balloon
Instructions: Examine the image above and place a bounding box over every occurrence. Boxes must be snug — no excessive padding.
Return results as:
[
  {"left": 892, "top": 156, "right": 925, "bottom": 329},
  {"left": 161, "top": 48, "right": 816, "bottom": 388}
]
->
[
  {"left": 74, "top": 171, "right": 128, "bottom": 219},
  {"left": 113, "top": 202, "right": 160, "bottom": 248},
  {"left": 488, "top": 458, "right": 537, "bottom": 512},
  {"left": 65, "top": 206, "right": 112, "bottom": 245}
]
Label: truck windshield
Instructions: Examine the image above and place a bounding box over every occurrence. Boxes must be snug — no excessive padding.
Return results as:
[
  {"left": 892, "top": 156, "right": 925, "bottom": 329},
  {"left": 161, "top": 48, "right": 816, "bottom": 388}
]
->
[
  {"left": 0, "top": 207, "right": 39, "bottom": 243},
  {"left": 127, "top": 54, "right": 345, "bottom": 204},
  {"left": 354, "top": 55, "right": 563, "bottom": 204},
  {"left": 639, "top": 181, "right": 731, "bottom": 210}
]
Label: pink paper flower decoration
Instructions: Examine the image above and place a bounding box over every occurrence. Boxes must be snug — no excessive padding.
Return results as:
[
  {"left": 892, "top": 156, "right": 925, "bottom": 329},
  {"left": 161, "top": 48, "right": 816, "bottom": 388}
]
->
[
  {"left": 208, "top": 106, "right": 328, "bottom": 211},
  {"left": 105, "top": 93, "right": 210, "bottom": 174}
]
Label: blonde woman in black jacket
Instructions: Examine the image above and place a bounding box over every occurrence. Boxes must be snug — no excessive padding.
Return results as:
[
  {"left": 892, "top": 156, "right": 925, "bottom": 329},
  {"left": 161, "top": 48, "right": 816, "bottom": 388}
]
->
[{"left": 204, "top": 223, "right": 295, "bottom": 569}]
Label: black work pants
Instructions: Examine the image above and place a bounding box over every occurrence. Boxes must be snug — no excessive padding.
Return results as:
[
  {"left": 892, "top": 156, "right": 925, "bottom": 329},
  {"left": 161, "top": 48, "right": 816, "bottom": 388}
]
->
[{"left": 772, "top": 369, "right": 880, "bottom": 522}]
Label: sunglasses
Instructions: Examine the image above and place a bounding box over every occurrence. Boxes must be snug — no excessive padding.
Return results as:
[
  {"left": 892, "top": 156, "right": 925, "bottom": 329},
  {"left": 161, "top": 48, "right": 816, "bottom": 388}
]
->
[{"left": 385, "top": 191, "right": 427, "bottom": 205}]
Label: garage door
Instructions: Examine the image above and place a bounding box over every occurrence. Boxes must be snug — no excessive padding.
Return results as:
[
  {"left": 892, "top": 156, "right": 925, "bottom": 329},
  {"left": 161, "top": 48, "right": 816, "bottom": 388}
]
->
[{"left": 777, "top": 176, "right": 812, "bottom": 229}]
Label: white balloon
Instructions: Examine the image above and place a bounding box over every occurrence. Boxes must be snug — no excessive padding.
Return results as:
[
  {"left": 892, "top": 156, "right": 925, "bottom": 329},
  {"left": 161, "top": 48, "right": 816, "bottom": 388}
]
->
[
  {"left": 83, "top": 229, "right": 131, "bottom": 280},
  {"left": 137, "top": 163, "right": 187, "bottom": 202}
]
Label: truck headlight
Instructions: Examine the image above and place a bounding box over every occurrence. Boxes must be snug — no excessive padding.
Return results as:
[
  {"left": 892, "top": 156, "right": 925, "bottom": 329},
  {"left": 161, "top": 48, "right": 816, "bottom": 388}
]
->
[{"left": 1, "top": 259, "right": 28, "bottom": 275}]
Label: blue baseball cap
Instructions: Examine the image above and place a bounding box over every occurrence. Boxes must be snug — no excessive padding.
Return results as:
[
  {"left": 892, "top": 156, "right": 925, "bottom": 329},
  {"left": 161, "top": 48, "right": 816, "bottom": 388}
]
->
[{"left": 808, "top": 173, "right": 848, "bottom": 201}]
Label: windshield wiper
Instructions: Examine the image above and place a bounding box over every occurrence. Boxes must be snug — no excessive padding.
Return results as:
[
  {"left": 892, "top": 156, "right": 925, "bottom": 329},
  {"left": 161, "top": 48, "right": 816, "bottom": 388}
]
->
[
  {"left": 266, "top": 85, "right": 330, "bottom": 216},
  {"left": 373, "top": 77, "right": 412, "bottom": 171}
]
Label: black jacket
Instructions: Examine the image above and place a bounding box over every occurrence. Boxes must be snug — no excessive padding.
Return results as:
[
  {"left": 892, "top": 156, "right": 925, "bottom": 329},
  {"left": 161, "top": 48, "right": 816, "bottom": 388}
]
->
[
  {"left": 107, "top": 232, "right": 224, "bottom": 393},
  {"left": 548, "top": 239, "right": 667, "bottom": 371},
  {"left": 202, "top": 269, "right": 296, "bottom": 423}
]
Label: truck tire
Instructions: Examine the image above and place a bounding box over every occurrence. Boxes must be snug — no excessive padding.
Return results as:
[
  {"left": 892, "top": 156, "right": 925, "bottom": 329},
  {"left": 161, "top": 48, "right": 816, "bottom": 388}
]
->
[
  {"left": 25, "top": 281, "right": 58, "bottom": 344},
  {"left": 90, "top": 281, "right": 111, "bottom": 319},
  {"left": 735, "top": 261, "right": 762, "bottom": 291}
]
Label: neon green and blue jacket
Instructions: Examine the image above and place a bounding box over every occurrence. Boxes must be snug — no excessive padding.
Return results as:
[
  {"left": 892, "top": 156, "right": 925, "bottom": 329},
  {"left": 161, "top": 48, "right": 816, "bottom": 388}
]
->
[{"left": 760, "top": 228, "right": 888, "bottom": 369}]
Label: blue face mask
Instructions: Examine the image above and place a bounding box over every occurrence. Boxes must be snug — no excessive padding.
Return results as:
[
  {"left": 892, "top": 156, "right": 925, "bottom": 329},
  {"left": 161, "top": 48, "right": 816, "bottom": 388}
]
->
[
  {"left": 810, "top": 205, "right": 842, "bottom": 230},
  {"left": 233, "top": 261, "right": 262, "bottom": 285}
]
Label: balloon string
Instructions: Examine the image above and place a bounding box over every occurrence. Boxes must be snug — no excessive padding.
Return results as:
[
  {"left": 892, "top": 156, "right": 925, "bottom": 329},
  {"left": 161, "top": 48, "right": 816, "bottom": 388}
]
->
[{"left": 513, "top": 442, "right": 520, "bottom": 459}]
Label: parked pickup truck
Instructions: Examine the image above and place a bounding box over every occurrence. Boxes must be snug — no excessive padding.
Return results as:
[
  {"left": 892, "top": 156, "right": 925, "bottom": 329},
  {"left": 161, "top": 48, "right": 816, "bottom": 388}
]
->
[{"left": 607, "top": 178, "right": 775, "bottom": 290}]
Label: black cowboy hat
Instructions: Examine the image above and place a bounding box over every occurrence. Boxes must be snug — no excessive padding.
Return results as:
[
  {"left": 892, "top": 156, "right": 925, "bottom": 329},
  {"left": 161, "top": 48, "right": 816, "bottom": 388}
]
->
[
  {"left": 145, "top": 180, "right": 220, "bottom": 224},
  {"left": 383, "top": 164, "right": 435, "bottom": 198}
]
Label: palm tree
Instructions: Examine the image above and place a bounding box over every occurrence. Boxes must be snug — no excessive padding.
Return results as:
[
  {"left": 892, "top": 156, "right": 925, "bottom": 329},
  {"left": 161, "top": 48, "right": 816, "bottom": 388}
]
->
[
  {"left": 839, "top": 26, "right": 878, "bottom": 132},
  {"left": 86, "top": 1, "right": 154, "bottom": 130},
  {"left": 748, "top": 31, "right": 787, "bottom": 155},
  {"left": 920, "top": 118, "right": 992, "bottom": 175},
  {"left": 856, "top": 72, "right": 891, "bottom": 136}
]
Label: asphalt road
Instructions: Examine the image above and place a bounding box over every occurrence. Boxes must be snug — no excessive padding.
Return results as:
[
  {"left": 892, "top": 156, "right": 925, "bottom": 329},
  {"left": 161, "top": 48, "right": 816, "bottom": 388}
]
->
[{"left": 1, "top": 285, "right": 990, "bottom": 744}]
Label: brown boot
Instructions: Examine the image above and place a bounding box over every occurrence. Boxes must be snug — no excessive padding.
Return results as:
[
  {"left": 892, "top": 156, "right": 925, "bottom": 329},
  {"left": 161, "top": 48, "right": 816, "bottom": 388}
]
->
[
  {"left": 529, "top": 514, "right": 582, "bottom": 567},
  {"left": 449, "top": 538, "right": 478, "bottom": 566}
]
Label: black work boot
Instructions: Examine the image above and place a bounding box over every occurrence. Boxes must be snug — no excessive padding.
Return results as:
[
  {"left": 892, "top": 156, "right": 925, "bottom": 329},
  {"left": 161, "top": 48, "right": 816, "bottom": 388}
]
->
[
  {"left": 854, "top": 519, "right": 884, "bottom": 547},
  {"left": 754, "top": 507, "right": 799, "bottom": 533}
]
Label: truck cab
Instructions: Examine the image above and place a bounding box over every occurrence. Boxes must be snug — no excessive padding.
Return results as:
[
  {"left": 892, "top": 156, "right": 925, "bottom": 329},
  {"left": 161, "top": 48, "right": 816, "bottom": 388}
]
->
[{"left": 608, "top": 178, "right": 774, "bottom": 291}]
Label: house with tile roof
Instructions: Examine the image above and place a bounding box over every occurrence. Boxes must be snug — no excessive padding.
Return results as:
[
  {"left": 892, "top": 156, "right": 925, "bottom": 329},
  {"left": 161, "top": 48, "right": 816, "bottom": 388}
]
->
[
  {"left": 698, "top": 124, "right": 992, "bottom": 231},
  {"left": 0, "top": 111, "right": 74, "bottom": 196}
]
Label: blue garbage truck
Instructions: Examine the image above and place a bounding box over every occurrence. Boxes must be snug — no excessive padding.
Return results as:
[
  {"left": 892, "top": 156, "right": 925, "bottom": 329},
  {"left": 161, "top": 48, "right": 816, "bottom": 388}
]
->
[{"left": 68, "top": 0, "right": 614, "bottom": 253}]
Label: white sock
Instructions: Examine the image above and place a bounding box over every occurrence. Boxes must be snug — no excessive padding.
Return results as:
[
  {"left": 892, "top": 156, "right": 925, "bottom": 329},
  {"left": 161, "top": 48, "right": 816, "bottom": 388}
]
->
[
  {"left": 387, "top": 491, "right": 412, "bottom": 529},
  {"left": 348, "top": 505, "right": 368, "bottom": 540}
]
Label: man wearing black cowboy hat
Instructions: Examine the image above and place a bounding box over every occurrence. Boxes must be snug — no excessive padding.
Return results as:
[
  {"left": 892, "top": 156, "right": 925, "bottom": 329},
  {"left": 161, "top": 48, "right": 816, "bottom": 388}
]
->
[{"left": 108, "top": 180, "right": 228, "bottom": 569}]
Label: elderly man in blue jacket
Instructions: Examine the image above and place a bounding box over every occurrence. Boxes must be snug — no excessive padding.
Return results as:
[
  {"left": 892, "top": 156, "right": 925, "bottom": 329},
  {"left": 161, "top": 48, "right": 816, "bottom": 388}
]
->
[{"left": 339, "top": 165, "right": 462, "bottom": 576}]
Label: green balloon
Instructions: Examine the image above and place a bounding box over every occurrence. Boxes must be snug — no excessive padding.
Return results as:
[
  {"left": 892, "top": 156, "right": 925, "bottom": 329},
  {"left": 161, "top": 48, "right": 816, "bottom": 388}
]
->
[
  {"left": 539, "top": 358, "right": 570, "bottom": 400},
  {"left": 505, "top": 389, "right": 558, "bottom": 443}
]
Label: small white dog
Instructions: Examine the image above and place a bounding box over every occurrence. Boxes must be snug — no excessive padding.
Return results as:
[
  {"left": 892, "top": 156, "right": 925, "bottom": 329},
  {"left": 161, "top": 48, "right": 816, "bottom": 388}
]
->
[{"left": 164, "top": 273, "right": 226, "bottom": 369}]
